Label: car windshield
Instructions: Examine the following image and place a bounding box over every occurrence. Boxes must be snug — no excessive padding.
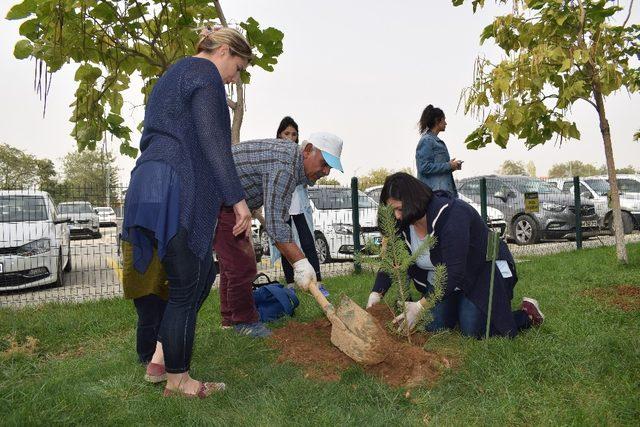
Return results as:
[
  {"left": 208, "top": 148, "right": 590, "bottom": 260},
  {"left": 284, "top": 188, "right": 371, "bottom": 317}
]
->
[
  {"left": 59, "top": 203, "right": 93, "bottom": 214},
  {"left": 0, "top": 196, "right": 48, "bottom": 222},
  {"left": 584, "top": 179, "right": 610, "bottom": 196},
  {"left": 618, "top": 178, "right": 640, "bottom": 193},
  {"left": 309, "top": 189, "right": 377, "bottom": 210},
  {"left": 367, "top": 189, "right": 382, "bottom": 204},
  {"left": 506, "top": 179, "right": 562, "bottom": 194}
]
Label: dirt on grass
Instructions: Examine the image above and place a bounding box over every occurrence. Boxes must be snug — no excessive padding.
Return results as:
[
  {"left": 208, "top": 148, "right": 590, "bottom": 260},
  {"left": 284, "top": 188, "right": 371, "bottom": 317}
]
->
[
  {"left": 0, "top": 333, "right": 39, "bottom": 360},
  {"left": 582, "top": 284, "right": 640, "bottom": 312},
  {"left": 268, "top": 304, "right": 458, "bottom": 388}
]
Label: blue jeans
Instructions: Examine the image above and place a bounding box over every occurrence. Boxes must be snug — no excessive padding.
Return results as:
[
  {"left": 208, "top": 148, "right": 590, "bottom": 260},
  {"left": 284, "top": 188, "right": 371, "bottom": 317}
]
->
[
  {"left": 426, "top": 290, "right": 531, "bottom": 338},
  {"left": 133, "top": 294, "right": 167, "bottom": 364},
  {"left": 158, "top": 228, "right": 217, "bottom": 373}
]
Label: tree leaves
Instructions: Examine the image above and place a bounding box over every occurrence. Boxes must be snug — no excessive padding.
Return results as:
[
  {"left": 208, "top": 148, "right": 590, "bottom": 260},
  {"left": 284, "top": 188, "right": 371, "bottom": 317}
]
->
[
  {"left": 8, "top": 0, "right": 284, "bottom": 157},
  {"left": 13, "top": 39, "right": 33, "bottom": 59},
  {"left": 455, "top": 0, "right": 638, "bottom": 150}
]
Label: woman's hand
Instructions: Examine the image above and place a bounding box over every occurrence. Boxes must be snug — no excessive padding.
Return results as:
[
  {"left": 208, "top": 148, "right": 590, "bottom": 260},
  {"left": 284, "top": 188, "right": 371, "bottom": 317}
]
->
[
  {"left": 392, "top": 301, "right": 425, "bottom": 333},
  {"left": 232, "top": 200, "right": 252, "bottom": 237}
]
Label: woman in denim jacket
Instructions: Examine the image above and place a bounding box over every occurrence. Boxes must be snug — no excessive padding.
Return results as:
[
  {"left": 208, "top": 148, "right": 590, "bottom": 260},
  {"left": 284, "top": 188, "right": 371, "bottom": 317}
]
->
[{"left": 415, "top": 105, "right": 462, "bottom": 197}]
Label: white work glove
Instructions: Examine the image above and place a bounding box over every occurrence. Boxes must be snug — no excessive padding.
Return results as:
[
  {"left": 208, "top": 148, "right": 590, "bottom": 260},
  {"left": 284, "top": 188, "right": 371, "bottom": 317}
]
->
[
  {"left": 293, "top": 258, "right": 316, "bottom": 291},
  {"left": 392, "top": 301, "right": 425, "bottom": 333},
  {"left": 366, "top": 292, "right": 382, "bottom": 308}
]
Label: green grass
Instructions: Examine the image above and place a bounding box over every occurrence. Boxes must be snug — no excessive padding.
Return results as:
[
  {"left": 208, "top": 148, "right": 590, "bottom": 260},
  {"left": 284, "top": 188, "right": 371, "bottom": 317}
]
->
[{"left": 1, "top": 244, "right": 639, "bottom": 425}]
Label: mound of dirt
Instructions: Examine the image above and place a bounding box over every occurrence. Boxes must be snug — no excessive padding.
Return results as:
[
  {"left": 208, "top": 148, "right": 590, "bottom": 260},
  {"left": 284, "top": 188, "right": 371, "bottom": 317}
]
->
[
  {"left": 268, "top": 304, "right": 457, "bottom": 388},
  {"left": 582, "top": 284, "right": 640, "bottom": 312}
]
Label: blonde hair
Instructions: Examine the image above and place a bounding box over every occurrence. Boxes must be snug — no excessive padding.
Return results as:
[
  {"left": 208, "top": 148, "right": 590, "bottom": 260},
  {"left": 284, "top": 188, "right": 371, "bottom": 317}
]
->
[{"left": 196, "top": 25, "right": 252, "bottom": 61}]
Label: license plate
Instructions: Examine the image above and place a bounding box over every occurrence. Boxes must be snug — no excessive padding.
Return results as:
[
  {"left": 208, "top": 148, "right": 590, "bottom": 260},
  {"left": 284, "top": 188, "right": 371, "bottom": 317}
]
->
[{"left": 581, "top": 220, "right": 597, "bottom": 228}]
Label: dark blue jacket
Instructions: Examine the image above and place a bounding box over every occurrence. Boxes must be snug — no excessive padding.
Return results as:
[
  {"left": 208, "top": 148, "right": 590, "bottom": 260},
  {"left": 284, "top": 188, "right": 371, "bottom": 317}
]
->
[
  {"left": 373, "top": 192, "right": 519, "bottom": 336},
  {"left": 133, "top": 57, "right": 245, "bottom": 259}
]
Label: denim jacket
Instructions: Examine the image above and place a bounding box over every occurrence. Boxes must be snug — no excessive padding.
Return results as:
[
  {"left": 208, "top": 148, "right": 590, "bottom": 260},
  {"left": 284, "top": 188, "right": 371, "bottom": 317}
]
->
[{"left": 415, "top": 131, "right": 458, "bottom": 197}]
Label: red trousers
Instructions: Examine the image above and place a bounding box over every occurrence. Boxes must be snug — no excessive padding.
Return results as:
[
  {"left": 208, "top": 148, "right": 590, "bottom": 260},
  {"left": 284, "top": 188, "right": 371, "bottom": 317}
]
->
[{"left": 213, "top": 207, "right": 259, "bottom": 325}]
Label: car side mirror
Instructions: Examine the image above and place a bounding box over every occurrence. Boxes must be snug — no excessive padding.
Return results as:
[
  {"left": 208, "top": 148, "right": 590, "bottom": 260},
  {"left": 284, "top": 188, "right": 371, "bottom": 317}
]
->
[
  {"left": 493, "top": 190, "right": 510, "bottom": 202},
  {"left": 581, "top": 191, "right": 593, "bottom": 199}
]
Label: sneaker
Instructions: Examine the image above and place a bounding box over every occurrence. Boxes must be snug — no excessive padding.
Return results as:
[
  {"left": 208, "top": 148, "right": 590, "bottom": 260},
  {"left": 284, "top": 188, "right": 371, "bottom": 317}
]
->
[
  {"left": 144, "top": 362, "right": 167, "bottom": 383},
  {"left": 233, "top": 322, "right": 272, "bottom": 338},
  {"left": 318, "top": 284, "right": 330, "bottom": 297},
  {"left": 521, "top": 297, "right": 545, "bottom": 326}
]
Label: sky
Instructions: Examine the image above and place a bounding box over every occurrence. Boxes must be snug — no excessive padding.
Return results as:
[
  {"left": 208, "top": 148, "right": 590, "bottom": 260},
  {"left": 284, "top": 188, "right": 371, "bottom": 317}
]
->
[{"left": 1, "top": 0, "right": 638, "bottom": 186}]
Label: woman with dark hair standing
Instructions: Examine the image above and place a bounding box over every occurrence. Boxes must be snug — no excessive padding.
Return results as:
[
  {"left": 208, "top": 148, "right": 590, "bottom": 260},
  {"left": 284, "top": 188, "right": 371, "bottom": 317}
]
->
[
  {"left": 121, "top": 26, "right": 253, "bottom": 398},
  {"left": 415, "top": 105, "right": 462, "bottom": 197},
  {"left": 366, "top": 172, "right": 544, "bottom": 338},
  {"left": 273, "top": 116, "right": 324, "bottom": 289}
]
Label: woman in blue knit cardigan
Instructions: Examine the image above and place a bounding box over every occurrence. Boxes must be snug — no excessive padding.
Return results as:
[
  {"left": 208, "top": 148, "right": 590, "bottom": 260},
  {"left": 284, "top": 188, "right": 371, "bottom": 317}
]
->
[{"left": 122, "top": 26, "right": 253, "bottom": 398}]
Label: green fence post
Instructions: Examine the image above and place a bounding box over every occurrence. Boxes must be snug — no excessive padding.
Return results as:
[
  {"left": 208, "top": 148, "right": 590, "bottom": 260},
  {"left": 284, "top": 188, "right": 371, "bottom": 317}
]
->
[
  {"left": 480, "top": 177, "right": 488, "bottom": 223},
  {"left": 351, "top": 176, "right": 362, "bottom": 274},
  {"left": 573, "top": 176, "right": 583, "bottom": 250},
  {"left": 485, "top": 230, "right": 500, "bottom": 342}
]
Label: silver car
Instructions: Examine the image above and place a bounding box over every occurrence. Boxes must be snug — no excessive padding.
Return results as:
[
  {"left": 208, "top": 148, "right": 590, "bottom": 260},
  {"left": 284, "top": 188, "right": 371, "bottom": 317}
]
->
[
  {"left": 58, "top": 201, "right": 101, "bottom": 239},
  {"left": 458, "top": 175, "right": 599, "bottom": 245}
]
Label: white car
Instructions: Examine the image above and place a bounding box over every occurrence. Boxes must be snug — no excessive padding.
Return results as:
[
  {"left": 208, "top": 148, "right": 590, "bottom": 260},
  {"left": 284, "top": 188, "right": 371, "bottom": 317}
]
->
[
  {"left": 94, "top": 206, "right": 118, "bottom": 227},
  {"left": 550, "top": 176, "right": 639, "bottom": 233},
  {"left": 0, "top": 190, "right": 72, "bottom": 291},
  {"left": 458, "top": 193, "right": 507, "bottom": 237},
  {"left": 58, "top": 201, "right": 101, "bottom": 239},
  {"left": 308, "top": 186, "right": 381, "bottom": 264}
]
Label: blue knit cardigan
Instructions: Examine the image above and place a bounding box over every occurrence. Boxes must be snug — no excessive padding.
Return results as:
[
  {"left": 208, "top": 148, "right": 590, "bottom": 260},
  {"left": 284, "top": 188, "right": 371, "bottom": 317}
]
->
[{"left": 131, "top": 56, "right": 245, "bottom": 259}]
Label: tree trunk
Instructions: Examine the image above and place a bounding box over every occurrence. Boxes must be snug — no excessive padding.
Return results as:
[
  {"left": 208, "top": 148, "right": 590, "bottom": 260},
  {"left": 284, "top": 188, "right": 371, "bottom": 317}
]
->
[
  {"left": 592, "top": 87, "right": 628, "bottom": 263},
  {"left": 213, "top": 0, "right": 244, "bottom": 144},
  {"left": 231, "top": 83, "right": 244, "bottom": 144}
]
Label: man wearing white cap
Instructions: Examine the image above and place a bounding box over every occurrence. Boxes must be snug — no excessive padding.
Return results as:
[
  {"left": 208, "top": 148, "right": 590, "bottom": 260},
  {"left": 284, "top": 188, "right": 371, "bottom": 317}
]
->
[{"left": 213, "top": 133, "right": 343, "bottom": 338}]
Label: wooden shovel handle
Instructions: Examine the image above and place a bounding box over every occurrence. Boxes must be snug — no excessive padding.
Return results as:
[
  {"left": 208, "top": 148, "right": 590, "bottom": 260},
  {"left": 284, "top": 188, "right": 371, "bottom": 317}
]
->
[{"left": 307, "top": 279, "right": 334, "bottom": 315}]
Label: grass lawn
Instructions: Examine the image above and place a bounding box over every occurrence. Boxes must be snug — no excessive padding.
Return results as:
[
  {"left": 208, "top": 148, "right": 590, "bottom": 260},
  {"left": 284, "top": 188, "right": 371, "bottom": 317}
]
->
[{"left": 1, "top": 243, "right": 639, "bottom": 425}]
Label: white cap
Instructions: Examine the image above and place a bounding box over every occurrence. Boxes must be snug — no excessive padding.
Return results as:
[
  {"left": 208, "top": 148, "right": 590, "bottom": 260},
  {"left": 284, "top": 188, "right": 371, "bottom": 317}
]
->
[{"left": 306, "top": 132, "right": 343, "bottom": 173}]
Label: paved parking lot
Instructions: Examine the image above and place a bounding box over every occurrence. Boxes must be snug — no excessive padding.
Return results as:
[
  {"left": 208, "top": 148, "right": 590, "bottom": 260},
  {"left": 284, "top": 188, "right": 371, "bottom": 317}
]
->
[{"left": 1, "top": 226, "right": 638, "bottom": 308}]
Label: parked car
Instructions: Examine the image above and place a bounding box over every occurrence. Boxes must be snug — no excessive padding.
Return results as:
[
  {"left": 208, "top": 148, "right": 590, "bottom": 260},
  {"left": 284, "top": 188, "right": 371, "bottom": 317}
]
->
[
  {"left": 94, "top": 206, "right": 118, "bottom": 227},
  {"left": 550, "top": 176, "right": 639, "bottom": 234},
  {"left": 308, "top": 186, "right": 381, "bottom": 263},
  {"left": 458, "top": 175, "right": 599, "bottom": 245},
  {"left": 364, "top": 185, "right": 382, "bottom": 205},
  {"left": 57, "top": 201, "right": 101, "bottom": 239},
  {"left": 458, "top": 193, "right": 507, "bottom": 237},
  {"left": 615, "top": 174, "right": 640, "bottom": 196},
  {"left": 0, "top": 190, "right": 72, "bottom": 291}
]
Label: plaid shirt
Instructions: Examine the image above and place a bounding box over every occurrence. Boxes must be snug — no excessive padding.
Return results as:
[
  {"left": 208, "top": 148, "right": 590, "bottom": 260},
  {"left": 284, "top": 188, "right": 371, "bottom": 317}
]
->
[{"left": 232, "top": 139, "right": 311, "bottom": 243}]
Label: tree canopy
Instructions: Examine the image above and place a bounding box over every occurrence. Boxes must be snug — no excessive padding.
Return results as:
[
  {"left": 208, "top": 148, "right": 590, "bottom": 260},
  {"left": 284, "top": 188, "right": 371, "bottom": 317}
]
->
[
  {"left": 6, "top": 0, "right": 284, "bottom": 156},
  {"left": 0, "top": 143, "right": 57, "bottom": 190}
]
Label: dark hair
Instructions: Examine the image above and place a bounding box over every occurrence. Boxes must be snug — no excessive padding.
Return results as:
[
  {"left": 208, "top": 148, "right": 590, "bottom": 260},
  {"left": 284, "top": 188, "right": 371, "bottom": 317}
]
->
[
  {"left": 380, "top": 172, "right": 433, "bottom": 227},
  {"left": 418, "top": 105, "right": 445, "bottom": 134},
  {"left": 276, "top": 116, "right": 299, "bottom": 143}
]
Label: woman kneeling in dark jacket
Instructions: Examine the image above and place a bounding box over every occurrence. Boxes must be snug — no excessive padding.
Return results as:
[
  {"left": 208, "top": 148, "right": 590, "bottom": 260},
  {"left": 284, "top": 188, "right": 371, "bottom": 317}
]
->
[{"left": 367, "top": 172, "right": 544, "bottom": 338}]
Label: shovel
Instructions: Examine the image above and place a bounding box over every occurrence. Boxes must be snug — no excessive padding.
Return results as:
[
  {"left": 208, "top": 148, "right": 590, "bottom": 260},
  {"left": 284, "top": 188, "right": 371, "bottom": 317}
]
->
[{"left": 308, "top": 280, "right": 389, "bottom": 365}]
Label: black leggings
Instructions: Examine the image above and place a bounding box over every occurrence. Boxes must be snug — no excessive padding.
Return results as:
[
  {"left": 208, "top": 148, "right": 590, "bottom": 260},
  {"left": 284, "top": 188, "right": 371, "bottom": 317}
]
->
[{"left": 281, "top": 214, "right": 322, "bottom": 284}]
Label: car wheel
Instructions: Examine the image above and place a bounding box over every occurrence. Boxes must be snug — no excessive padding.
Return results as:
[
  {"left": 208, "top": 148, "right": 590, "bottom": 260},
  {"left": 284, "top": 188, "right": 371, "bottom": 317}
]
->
[
  {"left": 64, "top": 241, "right": 72, "bottom": 272},
  {"left": 314, "top": 232, "right": 331, "bottom": 264},
  {"left": 606, "top": 211, "right": 635, "bottom": 235},
  {"left": 54, "top": 250, "right": 65, "bottom": 287},
  {"left": 621, "top": 212, "right": 634, "bottom": 234},
  {"left": 513, "top": 215, "right": 540, "bottom": 245}
]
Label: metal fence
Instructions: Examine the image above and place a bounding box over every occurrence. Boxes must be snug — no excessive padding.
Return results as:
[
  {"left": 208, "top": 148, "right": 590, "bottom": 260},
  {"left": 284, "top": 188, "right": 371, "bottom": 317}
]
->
[{"left": 1, "top": 175, "right": 638, "bottom": 308}]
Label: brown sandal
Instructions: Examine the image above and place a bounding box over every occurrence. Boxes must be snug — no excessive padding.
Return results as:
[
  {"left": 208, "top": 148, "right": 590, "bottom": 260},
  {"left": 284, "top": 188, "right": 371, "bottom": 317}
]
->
[{"left": 163, "top": 381, "right": 226, "bottom": 399}]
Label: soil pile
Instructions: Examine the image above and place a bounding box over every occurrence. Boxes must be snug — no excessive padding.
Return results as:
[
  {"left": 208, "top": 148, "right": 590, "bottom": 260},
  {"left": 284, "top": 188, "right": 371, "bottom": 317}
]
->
[
  {"left": 582, "top": 284, "right": 640, "bottom": 312},
  {"left": 268, "top": 304, "right": 456, "bottom": 388}
]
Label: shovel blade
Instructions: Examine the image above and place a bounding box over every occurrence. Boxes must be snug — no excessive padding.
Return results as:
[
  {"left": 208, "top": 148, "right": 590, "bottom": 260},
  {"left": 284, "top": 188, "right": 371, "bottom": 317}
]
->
[{"left": 329, "top": 294, "right": 388, "bottom": 365}]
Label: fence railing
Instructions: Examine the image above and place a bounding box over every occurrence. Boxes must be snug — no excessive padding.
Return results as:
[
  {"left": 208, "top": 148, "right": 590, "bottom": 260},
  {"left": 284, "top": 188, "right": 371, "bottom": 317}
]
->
[{"left": 1, "top": 175, "right": 637, "bottom": 308}]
